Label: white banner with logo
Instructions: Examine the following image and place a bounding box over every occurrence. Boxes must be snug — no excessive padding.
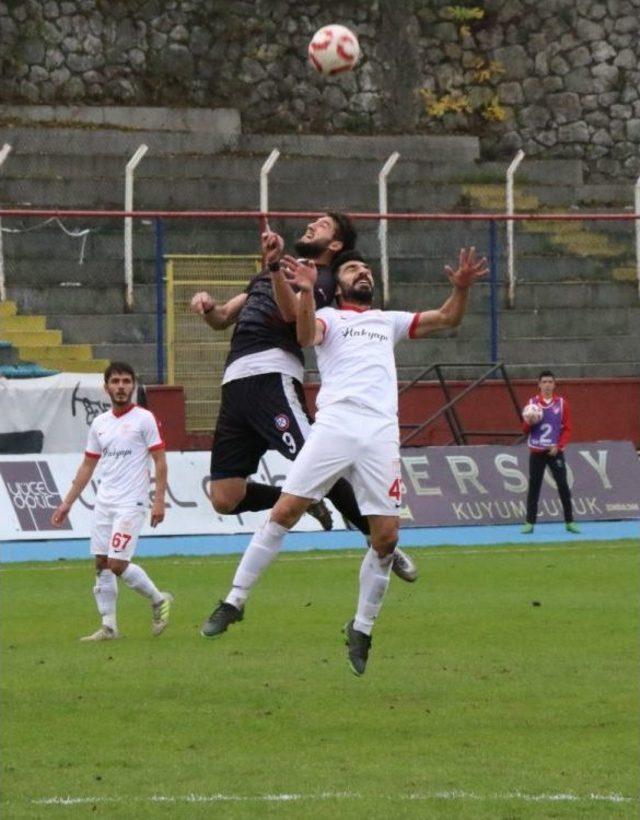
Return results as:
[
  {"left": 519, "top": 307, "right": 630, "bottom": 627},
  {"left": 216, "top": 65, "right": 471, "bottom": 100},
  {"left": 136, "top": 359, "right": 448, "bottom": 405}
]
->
[
  {"left": 0, "top": 373, "right": 144, "bottom": 454},
  {"left": 0, "top": 450, "right": 343, "bottom": 541}
]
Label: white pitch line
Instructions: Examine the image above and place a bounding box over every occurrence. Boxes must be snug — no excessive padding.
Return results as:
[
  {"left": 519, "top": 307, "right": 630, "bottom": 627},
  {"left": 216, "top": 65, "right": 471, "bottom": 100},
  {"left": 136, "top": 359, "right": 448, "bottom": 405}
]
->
[
  {"left": 1, "top": 540, "right": 635, "bottom": 573},
  {"left": 31, "top": 790, "right": 634, "bottom": 806}
]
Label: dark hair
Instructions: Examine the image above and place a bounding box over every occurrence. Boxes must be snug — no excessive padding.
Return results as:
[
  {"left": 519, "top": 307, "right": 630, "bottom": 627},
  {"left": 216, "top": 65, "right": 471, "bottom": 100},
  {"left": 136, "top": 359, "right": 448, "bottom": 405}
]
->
[
  {"left": 104, "top": 361, "right": 136, "bottom": 383},
  {"left": 331, "top": 249, "right": 366, "bottom": 276},
  {"left": 538, "top": 369, "right": 556, "bottom": 381},
  {"left": 326, "top": 211, "right": 357, "bottom": 252}
]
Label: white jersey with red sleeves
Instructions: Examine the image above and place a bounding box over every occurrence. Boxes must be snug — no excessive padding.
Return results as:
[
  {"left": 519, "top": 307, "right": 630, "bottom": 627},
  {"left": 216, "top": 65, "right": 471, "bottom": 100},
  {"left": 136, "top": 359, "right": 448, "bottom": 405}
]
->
[
  {"left": 85, "top": 405, "right": 164, "bottom": 507},
  {"left": 314, "top": 306, "right": 418, "bottom": 421}
]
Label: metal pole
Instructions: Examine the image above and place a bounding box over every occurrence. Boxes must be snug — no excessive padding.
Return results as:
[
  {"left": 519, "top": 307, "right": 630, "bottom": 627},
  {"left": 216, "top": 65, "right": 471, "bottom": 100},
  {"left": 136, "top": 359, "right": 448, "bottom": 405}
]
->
[
  {"left": 124, "top": 144, "right": 148, "bottom": 310},
  {"left": 259, "top": 149, "right": 280, "bottom": 235},
  {"left": 154, "top": 217, "right": 166, "bottom": 385},
  {"left": 635, "top": 172, "right": 640, "bottom": 299},
  {"left": 489, "top": 219, "right": 499, "bottom": 364},
  {"left": 0, "top": 143, "right": 13, "bottom": 302},
  {"left": 378, "top": 151, "right": 400, "bottom": 308},
  {"left": 506, "top": 148, "right": 525, "bottom": 308}
]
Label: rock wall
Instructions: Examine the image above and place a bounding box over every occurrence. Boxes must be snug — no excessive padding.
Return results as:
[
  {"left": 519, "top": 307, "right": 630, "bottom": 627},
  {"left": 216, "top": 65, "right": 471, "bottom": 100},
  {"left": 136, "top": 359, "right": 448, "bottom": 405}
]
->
[{"left": 0, "top": 0, "right": 638, "bottom": 181}]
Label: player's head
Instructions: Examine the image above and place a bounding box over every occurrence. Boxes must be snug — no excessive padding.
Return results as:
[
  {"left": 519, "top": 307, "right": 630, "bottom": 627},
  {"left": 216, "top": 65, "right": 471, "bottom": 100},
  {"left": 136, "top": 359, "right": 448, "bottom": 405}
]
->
[
  {"left": 104, "top": 361, "right": 136, "bottom": 407},
  {"left": 294, "top": 211, "right": 356, "bottom": 261},
  {"left": 332, "top": 250, "right": 374, "bottom": 307},
  {"left": 537, "top": 369, "right": 556, "bottom": 397}
]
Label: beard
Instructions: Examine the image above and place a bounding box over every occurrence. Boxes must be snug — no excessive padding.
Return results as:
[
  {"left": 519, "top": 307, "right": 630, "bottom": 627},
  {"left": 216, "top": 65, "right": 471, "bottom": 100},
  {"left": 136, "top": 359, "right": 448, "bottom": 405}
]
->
[
  {"left": 293, "top": 237, "right": 331, "bottom": 259},
  {"left": 342, "top": 282, "right": 374, "bottom": 305}
]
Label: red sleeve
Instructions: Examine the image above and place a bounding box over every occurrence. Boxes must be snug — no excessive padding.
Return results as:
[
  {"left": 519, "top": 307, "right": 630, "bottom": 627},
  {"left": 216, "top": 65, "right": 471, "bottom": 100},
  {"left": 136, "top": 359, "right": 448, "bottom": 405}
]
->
[
  {"left": 558, "top": 397, "right": 571, "bottom": 450},
  {"left": 408, "top": 313, "right": 420, "bottom": 339},
  {"left": 84, "top": 451, "right": 101, "bottom": 459},
  {"left": 148, "top": 441, "right": 165, "bottom": 452}
]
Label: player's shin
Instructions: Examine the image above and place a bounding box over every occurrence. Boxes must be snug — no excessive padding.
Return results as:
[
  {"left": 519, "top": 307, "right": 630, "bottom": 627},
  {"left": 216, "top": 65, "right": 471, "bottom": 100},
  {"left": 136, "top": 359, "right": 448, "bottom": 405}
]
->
[
  {"left": 93, "top": 569, "right": 118, "bottom": 631},
  {"left": 354, "top": 547, "right": 394, "bottom": 635},
  {"left": 120, "top": 563, "right": 164, "bottom": 604},
  {"left": 225, "top": 519, "right": 288, "bottom": 609}
]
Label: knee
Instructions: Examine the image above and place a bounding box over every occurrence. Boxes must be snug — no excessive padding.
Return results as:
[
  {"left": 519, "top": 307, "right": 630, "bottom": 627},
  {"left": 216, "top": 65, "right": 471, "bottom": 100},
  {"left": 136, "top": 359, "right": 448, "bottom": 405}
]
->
[
  {"left": 106, "top": 558, "right": 127, "bottom": 576},
  {"left": 271, "top": 495, "right": 307, "bottom": 530},
  {"left": 370, "top": 527, "right": 399, "bottom": 557},
  {"left": 210, "top": 485, "right": 242, "bottom": 515}
]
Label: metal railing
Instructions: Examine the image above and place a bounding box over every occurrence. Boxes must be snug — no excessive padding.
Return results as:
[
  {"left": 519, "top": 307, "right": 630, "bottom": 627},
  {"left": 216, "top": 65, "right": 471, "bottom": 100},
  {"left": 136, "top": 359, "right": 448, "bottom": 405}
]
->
[{"left": 399, "top": 362, "right": 524, "bottom": 447}]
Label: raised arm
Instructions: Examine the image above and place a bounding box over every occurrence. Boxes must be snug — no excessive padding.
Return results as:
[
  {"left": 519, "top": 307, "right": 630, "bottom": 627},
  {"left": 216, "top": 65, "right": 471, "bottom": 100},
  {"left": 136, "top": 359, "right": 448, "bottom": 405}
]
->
[
  {"left": 260, "top": 230, "right": 300, "bottom": 323},
  {"left": 190, "top": 291, "right": 247, "bottom": 330},
  {"left": 410, "top": 247, "right": 488, "bottom": 339},
  {"left": 282, "top": 257, "right": 325, "bottom": 347}
]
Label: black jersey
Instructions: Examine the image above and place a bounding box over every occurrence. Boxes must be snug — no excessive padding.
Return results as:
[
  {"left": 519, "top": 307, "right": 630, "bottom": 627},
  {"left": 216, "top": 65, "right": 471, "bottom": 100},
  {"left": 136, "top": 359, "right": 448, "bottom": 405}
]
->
[{"left": 224, "top": 265, "right": 336, "bottom": 369}]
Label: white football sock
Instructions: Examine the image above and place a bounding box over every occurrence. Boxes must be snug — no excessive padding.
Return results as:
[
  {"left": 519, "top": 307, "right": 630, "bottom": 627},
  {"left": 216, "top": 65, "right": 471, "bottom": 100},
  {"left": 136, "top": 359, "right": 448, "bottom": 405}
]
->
[
  {"left": 225, "top": 519, "right": 288, "bottom": 609},
  {"left": 354, "top": 548, "right": 394, "bottom": 636},
  {"left": 93, "top": 569, "right": 118, "bottom": 631},
  {"left": 120, "top": 563, "right": 164, "bottom": 605}
]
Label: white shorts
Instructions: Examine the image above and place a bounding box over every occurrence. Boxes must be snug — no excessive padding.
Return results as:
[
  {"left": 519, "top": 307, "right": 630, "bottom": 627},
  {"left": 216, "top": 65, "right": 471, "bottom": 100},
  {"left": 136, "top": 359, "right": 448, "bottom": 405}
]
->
[
  {"left": 90, "top": 503, "right": 148, "bottom": 562},
  {"left": 282, "top": 402, "right": 403, "bottom": 517}
]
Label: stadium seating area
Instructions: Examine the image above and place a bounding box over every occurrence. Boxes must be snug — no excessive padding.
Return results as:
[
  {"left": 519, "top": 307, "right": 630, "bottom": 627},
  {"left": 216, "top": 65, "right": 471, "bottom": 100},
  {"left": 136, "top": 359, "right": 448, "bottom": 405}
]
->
[{"left": 1, "top": 125, "right": 639, "bottom": 384}]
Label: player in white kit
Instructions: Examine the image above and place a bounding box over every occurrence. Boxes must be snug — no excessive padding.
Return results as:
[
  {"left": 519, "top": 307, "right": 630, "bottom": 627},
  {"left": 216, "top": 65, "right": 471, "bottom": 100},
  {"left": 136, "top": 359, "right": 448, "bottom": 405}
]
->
[
  {"left": 202, "top": 247, "right": 487, "bottom": 675},
  {"left": 51, "top": 362, "right": 173, "bottom": 641}
]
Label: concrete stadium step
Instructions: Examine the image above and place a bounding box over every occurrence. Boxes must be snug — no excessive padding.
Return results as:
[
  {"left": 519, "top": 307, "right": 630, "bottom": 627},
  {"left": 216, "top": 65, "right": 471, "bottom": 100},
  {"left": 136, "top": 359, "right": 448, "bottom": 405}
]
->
[
  {"left": 3, "top": 176, "right": 471, "bottom": 212},
  {"left": 21, "top": 357, "right": 110, "bottom": 374},
  {"left": 612, "top": 265, "right": 636, "bottom": 281},
  {"left": 7, "top": 284, "right": 157, "bottom": 314},
  {"left": 6, "top": 153, "right": 495, "bottom": 184},
  {"left": 387, "top": 254, "right": 612, "bottom": 281},
  {"left": 389, "top": 280, "right": 638, "bottom": 310},
  {"left": 0, "top": 314, "right": 46, "bottom": 332},
  {"left": 17, "top": 344, "right": 94, "bottom": 361},
  {"left": 4, "top": 153, "right": 587, "bottom": 190},
  {"left": 394, "top": 334, "right": 638, "bottom": 368},
  {"left": 46, "top": 314, "right": 156, "bottom": 345},
  {"left": 5, "top": 258, "right": 156, "bottom": 286},
  {"left": 92, "top": 343, "right": 157, "bottom": 383},
  {"left": 0, "top": 301, "right": 17, "bottom": 317},
  {"left": 455, "top": 308, "right": 637, "bottom": 339},
  {"left": 6, "top": 127, "right": 481, "bottom": 162},
  {"left": 0, "top": 329, "right": 63, "bottom": 346}
]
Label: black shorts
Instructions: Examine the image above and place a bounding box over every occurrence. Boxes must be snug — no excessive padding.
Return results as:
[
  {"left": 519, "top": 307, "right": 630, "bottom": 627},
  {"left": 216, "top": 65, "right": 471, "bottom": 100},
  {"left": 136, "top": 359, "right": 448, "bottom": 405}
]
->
[{"left": 210, "top": 373, "right": 313, "bottom": 480}]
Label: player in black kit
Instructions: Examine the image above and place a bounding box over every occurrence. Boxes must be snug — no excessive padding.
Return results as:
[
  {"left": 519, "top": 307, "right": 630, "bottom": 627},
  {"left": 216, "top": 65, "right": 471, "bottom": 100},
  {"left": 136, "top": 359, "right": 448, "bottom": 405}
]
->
[{"left": 190, "top": 212, "right": 417, "bottom": 592}]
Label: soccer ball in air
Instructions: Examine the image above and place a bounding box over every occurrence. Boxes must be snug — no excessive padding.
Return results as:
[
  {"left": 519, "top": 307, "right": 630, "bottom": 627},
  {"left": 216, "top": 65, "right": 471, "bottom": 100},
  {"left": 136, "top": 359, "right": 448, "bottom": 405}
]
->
[
  {"left": 308, "top": 24, "right": 361, "bottom": 75},
  {"left": 522, "top": 403, "right": 543, "bottom": 425}
]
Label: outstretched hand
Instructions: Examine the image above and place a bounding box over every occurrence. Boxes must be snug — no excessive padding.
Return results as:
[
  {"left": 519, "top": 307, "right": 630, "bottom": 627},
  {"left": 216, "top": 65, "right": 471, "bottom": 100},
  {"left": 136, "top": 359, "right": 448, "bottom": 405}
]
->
[
  {"left": 445, "top": 247, "right": 488, "bottom": 289},
  {"left": 261, "top": 230, "right": 284, "bottom": 265},
  {"left": 280, "top": 255, "right": 318, "bottom": 293}
]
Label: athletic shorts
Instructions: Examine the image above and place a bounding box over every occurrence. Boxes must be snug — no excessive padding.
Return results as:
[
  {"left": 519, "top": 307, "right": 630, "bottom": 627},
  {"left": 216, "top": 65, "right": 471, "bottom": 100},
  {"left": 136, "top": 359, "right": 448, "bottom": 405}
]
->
[
  {"left": 90, "top": 503, "right": 147, "bottom": 562},
  {"left": 210, "top": 373, "right": 312, "bottom": 479},
  {"left": 282, "top": 402, "right": 403, "bottom": 517}
]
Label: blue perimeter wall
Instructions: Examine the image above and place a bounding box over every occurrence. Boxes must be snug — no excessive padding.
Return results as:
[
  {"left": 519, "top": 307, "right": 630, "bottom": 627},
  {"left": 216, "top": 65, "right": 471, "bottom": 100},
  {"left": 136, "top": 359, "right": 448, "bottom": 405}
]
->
[{"left": 2, "top": 521, "right": 637, "bottom": 563}]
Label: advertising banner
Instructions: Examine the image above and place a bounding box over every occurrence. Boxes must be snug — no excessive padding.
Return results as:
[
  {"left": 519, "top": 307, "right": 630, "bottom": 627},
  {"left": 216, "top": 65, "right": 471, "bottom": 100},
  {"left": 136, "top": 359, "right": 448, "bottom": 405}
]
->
[
  {"left": 0, "top": 450, "right": 338, "bottom": 542},
  {"left": 1, "top": 442, "right": 637, "bottom": 542},
  {"left": 398, "top": 441, "right": 640, "bottom": 527}
]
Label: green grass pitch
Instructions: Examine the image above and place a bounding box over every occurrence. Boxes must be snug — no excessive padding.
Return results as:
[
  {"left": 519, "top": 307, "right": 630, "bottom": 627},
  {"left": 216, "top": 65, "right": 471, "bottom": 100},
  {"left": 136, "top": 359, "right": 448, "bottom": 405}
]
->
[{"left": 2, "top": 539, "right": 638, "bottom": 819}]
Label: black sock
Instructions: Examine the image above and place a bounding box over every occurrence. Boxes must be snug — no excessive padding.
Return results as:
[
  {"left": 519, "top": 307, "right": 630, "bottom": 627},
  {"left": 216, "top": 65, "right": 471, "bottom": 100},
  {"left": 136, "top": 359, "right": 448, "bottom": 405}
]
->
[
  {"left": 326, "top": 478, "right": 370, "bottom": 536},
  {"left": 230, "top": 482, "right": 281, "bottom": 514}
]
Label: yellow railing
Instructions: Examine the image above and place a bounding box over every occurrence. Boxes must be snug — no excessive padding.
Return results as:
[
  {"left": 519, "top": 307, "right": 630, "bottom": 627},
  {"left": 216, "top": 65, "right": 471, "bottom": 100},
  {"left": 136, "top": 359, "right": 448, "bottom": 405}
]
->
[{"left": 166, "top": 255, "right": 261, "bottom": 432}]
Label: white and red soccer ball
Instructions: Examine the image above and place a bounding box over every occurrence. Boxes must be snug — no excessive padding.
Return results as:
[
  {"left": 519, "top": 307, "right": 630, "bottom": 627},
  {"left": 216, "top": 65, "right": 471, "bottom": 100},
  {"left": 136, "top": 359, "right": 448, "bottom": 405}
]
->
[
  {"left": 308, "top": 24, "right": 361, "bottom": 75},
  {"left": 522, "top": 403, "right": 543, "bottom": 425}
]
